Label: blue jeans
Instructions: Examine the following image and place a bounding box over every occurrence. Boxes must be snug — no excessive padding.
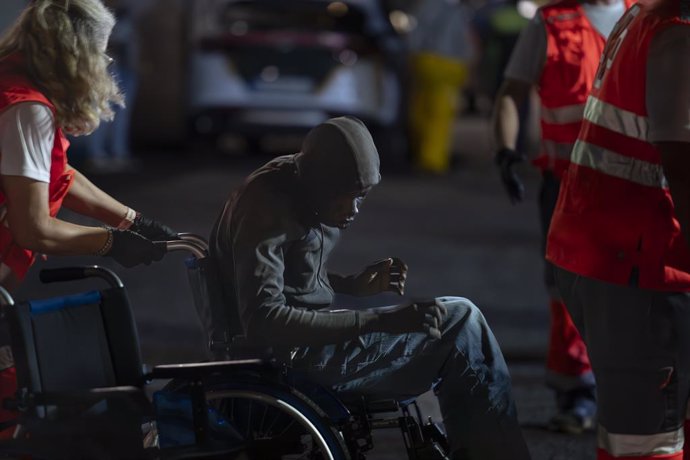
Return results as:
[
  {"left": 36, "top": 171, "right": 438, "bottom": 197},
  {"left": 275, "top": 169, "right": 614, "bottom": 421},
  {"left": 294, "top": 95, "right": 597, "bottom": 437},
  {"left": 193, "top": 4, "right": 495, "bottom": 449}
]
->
[
  {"left": 86, "top": 62, "right": 136, "bottom": 159},
  {"left": 291, "top": 297, "right": 531, "bottom": 460}
]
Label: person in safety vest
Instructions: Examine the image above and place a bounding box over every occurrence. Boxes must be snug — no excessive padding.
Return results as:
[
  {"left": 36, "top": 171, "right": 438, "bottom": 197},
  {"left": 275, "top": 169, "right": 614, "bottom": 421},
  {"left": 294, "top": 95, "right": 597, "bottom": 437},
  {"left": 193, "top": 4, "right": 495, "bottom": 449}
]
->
[
  {"left": 491, "top": 0, "right": 632, "bottom": 434},
  {"left": 210, "top": 116, "right": 532, "bottom": 460},
  {"left": 406, "top": 0, "right": 474, "bottom": 174},
  {"left": 0, "top": 0, "right": 177, "bottom": 439},
  {"left": 546, "top": 0, "right": 690, "bottom": 456}
]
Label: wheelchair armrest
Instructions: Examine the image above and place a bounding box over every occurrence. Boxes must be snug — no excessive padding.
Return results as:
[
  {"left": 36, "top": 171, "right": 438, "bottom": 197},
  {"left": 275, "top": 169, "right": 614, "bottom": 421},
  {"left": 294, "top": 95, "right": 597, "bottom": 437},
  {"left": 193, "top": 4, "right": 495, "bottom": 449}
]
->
[
  {"left": 147, "top": 359, "right": 267, "bottom": 380},
  {"left": 27, "top": 385, "right": 150, "bottom": 411}
]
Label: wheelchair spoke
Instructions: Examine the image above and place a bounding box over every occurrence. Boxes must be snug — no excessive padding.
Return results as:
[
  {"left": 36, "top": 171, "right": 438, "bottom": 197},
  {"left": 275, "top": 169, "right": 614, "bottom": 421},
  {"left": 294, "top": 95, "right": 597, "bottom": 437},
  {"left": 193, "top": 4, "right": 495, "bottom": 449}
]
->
[
  {"left": 259, "top": 402, "right": 269, "bottom": 435},
  {"left": 275, "top": 417, "right": 298, "bottom": 439},
  {"left": 245, "top": 399, "right": 252, "bottom": 439},
  {"left": 206, "top": 389, "right": 346, "bottom": 460}
]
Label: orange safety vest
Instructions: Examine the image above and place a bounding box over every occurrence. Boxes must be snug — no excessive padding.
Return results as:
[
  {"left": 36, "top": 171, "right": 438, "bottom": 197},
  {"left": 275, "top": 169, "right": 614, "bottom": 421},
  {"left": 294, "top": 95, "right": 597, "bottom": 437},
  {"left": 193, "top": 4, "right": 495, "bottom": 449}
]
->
[
  {"left": 0, "top": 54, "right": 74, "bottom": 280},
  {"left": 534, "top": 0, "right": 633, "bottom": 179},
  {"left": 547, "top": 0, "right": 690, "bottom": 291}
]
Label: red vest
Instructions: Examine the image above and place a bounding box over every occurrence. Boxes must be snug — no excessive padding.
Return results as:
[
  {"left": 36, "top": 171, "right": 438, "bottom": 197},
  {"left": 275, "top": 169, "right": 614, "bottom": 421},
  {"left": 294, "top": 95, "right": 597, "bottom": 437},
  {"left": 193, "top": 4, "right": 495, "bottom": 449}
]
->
[
  {"left": 547, "top": 0, "right": 690, "bottom": 291},
  {"left": 534, "top": 0, "right": 631, "bottom": 178},
  {"left": 0, "top": 54, "right": 74, "bottom": 280}
]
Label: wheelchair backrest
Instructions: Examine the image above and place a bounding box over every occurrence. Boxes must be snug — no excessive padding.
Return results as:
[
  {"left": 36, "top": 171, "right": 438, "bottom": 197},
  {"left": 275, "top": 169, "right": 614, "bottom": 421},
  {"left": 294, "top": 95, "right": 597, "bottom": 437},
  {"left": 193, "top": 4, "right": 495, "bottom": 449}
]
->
[
  {"left": 7, "top": 286, "right": 144, "bottom": 394},
  {"left": 185, "top": 253, "right": 245, "bottom": 355}
]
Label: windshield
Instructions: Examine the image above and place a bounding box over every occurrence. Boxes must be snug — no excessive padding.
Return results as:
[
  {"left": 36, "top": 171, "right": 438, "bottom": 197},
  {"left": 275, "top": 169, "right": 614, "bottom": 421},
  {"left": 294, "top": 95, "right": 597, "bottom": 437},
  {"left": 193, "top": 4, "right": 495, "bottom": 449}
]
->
[{"left": 220, "top": 1, "right": 368, "bottom": 34}]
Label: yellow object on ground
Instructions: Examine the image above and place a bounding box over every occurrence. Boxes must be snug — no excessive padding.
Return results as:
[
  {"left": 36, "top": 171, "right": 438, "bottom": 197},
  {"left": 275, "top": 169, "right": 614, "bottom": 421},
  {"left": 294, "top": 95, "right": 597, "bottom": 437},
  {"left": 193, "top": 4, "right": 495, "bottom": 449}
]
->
[{"left": 408, "top": 52, "right": 468, "bottom": 174}]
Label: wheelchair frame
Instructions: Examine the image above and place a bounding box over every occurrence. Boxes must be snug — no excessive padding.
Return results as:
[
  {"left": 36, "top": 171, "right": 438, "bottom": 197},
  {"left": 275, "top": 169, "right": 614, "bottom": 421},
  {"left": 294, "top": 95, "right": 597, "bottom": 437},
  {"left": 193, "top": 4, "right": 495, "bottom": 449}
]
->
[{"left": 0, "top": 232, "right": 450, "bottom": 460}]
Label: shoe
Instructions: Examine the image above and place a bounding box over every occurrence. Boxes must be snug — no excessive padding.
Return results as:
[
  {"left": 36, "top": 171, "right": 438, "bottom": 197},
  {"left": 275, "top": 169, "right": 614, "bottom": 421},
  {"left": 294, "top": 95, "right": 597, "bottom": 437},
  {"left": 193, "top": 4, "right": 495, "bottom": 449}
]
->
[
  {"left": 549, "top": 388, "right": 596, "bottom": 434},
  {"left": 548, "top": 409, "right": 594, "bottom": 434}
]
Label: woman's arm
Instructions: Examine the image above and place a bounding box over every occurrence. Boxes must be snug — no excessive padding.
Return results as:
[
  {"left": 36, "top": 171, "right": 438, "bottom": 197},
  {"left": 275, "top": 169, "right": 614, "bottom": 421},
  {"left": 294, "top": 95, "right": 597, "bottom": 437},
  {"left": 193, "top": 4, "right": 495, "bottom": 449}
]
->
[
  {"left": 2, "top": 174, "right": 109, "bottom": 255},
  {"left": 61, "top": 165, "right": 131, "bottom": 228}
]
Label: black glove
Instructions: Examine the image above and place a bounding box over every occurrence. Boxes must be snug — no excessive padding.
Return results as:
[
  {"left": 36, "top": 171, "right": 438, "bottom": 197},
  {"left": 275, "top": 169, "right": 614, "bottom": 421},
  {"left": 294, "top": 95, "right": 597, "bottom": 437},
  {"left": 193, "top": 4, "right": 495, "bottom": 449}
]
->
[
  {"left": 104, "top": 229, "right": 166, "bottom": 268},
  {"left": 130, "top": 214, "right": 178, "bottom": 241},
  {"left": 495, "top": 148, "right": 526, "bottom": 204},
  {"left": 376, "top": 300, "right": 447, "bottom": 339}
]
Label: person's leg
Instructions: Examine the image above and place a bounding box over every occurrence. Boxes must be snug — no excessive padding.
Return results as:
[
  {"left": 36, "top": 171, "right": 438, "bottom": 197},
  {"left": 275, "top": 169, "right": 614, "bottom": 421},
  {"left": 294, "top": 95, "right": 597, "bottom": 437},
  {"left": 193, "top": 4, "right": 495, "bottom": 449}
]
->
[
  {"left": 557, "top": 269, "right": 690, "bottom": 460},
  {"left": 85, "top": 121, "right": 109, "bottom": 160},
  {"left": 541, "top": 174, "right": 595, "bottom": 432},
  {"left": 407, "top": 54, "right": 428, "bottom": 168},
  {"left": 0, "top": 319, "right": 15, "bottom": 440},
  {"left": 413, "top": 54, "right": 468, "bottom": 174},
  {"left": 292, "top": 297, "right": 530, "bottom": 460},
  {"left": 110, "top": 63, "right": 136, "bottom": 161}
]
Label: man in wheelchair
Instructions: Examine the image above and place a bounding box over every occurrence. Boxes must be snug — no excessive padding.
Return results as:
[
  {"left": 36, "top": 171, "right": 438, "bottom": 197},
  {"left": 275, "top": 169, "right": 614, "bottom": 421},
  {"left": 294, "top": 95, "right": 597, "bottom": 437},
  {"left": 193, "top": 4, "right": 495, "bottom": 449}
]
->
[{"left": 210, "top": 116, "right": 532, "bottom": 460}]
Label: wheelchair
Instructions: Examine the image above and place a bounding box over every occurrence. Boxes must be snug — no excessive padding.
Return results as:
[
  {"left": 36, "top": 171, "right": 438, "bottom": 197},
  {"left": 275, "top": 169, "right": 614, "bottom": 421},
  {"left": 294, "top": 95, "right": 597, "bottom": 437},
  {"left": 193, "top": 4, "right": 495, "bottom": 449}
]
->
[{"left": 0, "top": 234, "right": 450, "bottom": 460}]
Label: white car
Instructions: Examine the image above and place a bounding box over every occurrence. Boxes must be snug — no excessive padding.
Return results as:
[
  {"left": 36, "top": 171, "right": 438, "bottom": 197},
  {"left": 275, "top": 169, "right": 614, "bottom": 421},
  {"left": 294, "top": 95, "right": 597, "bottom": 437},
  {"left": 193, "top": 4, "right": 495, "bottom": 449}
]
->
[{"left": 184, "top": 0, "right": 408, "bottom": 164}]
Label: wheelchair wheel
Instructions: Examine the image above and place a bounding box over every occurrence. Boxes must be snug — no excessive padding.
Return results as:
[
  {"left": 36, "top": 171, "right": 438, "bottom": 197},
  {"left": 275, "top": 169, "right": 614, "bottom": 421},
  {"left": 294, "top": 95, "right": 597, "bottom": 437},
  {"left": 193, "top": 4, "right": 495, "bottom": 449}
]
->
[{"left": 201, "top": 380, "right": 350, "bottom": 460}]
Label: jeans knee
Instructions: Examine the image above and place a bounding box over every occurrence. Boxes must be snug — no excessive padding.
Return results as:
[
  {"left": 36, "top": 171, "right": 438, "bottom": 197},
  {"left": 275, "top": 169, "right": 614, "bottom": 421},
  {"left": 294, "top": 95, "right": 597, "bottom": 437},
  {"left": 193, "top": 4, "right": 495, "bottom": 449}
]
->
[{"left": 438, "top": 297, "right": 488, "bottom": 331}]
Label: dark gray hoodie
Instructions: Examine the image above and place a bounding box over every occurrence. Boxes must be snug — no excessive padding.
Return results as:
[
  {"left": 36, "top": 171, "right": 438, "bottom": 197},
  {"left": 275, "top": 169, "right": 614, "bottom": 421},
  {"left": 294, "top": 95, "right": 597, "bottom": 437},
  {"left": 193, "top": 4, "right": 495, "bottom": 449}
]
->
[{"left": 210, "top": 117, "right": 381, "bottom": 348}]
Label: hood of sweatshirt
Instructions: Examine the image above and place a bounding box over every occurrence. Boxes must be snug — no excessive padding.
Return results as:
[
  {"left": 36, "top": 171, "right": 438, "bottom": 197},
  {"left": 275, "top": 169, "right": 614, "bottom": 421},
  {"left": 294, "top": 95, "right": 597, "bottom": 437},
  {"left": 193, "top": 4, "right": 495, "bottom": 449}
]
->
[{"left": 295, "top": 116, "right": 381, "bottom": 195}]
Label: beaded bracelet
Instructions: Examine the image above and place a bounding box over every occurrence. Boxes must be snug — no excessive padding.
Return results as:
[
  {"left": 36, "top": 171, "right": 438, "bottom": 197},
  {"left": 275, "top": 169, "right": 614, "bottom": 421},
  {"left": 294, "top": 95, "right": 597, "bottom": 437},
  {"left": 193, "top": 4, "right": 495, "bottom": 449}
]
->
[{"left": 95, "top": 228, "right": 114, "bottom": 256}]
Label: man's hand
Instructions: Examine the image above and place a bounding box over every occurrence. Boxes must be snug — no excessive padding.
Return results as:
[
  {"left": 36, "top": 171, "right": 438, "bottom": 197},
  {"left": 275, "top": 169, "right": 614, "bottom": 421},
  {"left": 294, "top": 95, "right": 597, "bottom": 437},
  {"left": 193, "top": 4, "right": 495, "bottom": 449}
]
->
[
  {"left": 376, "top": 300, "right": 447, "bottom": 339},
  {"left": 495, "top": 148, "right": 526, "bottom": 204},
  {"left": 351, "top": 258, "right": 407, "bottom": 296}
]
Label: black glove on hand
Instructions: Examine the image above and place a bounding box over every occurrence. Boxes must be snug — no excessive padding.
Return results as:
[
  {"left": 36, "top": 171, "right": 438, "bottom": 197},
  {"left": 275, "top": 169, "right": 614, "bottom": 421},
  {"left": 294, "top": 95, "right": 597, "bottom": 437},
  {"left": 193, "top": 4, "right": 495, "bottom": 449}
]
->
[
  {"left": 130, "top": 214, "right": 178, "bottom": 241},
  {"left": 104, "top": 229, "right": 166, "bottom": 268},
  {"left": 495, "top": 148, "right": 526, "bottom": 204},
  {"left": 377, "top": 300, "right": 448, "bottom": 339}
]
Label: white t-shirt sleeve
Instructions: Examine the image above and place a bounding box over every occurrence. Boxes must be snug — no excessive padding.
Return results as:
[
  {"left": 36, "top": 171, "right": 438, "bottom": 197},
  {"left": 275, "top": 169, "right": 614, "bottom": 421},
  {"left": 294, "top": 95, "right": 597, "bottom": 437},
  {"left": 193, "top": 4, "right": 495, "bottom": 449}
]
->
[
  {"left": 647, "top": 25, "right": 690, "bottom": 143},
  {"left": 0, "top": 102, "right": 54, "bottom": 183},
  {"left": 503, "top": 13, "right": 547, "bottom": 84}
]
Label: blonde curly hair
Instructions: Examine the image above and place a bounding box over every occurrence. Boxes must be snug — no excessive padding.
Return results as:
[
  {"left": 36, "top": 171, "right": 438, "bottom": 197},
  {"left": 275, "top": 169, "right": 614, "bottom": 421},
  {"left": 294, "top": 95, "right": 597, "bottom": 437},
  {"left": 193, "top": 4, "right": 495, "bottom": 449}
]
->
[{"left": 0, "top": 0, "right": 124, "bottom": 135}]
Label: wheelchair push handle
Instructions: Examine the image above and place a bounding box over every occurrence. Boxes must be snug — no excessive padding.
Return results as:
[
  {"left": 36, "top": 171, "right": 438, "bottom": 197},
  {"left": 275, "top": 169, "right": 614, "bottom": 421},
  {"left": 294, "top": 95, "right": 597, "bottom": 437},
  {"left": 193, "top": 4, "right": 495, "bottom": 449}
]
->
[
  {"left": 159, "top": 233, "right": 209, "bottom": 259},
  {"left": 0, "top": 286, "right": 14, "bottom": 306},
  {"left": 39, "top": 266, "right": 124, "bottom": 289}
]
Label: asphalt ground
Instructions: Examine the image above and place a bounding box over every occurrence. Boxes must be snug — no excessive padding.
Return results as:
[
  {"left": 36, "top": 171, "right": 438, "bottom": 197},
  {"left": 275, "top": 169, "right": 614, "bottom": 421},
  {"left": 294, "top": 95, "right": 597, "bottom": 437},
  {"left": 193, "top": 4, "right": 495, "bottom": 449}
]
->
[{"left": 13, "top": 116, "right": 596, "bottom": 459}]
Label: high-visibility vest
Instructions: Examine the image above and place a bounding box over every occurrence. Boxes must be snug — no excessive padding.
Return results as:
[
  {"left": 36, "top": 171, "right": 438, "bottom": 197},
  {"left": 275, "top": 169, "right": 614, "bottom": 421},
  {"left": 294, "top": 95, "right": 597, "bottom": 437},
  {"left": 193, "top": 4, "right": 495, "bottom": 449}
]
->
[
  {"left": 534, "top": 0, "right": 632, "bottom": 178},
  {"left": 0, "top": 54, "right": 74, "bottom": 280},
  {"left": 547, "top": 0, "right": 690, "bottom": 291}
]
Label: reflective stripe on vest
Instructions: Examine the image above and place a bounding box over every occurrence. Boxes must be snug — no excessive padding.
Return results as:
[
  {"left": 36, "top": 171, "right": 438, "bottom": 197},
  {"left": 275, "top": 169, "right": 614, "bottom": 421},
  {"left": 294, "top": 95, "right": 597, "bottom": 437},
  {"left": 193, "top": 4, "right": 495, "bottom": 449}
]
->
[
  {"left": 598, "top": 425, "right": 684, "bottom": 457},
  {"left": 543, "top": 140, "right": 575, "bottom": 160},
  {"left": 583, "top": 96, "right": 649, "bottom": 141},
  {"left": 571, "top": 140, "right": 668, "bottom": 189},
  {"left": 541, "top": 103, "right": 586, "bottom": 124}
]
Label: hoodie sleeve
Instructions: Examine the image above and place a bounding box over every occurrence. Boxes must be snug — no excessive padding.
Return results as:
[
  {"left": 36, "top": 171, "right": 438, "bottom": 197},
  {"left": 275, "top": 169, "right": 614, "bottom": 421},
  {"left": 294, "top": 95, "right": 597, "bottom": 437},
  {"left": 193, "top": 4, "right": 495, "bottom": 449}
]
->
[{"left": 228, "top": 197, "right": 376, "bottom": 348}]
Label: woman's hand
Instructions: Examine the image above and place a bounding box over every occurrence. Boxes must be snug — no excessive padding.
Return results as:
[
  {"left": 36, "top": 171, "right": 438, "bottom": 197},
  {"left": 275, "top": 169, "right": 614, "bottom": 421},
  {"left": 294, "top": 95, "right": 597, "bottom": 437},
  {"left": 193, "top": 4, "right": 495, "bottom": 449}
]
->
[
  {"left": 101, "top": 229, "right": 165, "bottom": 268},
  {"left": 130, "top": 214, "right": 178, "bottom": 241},
  {"left": 350, "top": 258, "right": 408, "bottom": 297}
]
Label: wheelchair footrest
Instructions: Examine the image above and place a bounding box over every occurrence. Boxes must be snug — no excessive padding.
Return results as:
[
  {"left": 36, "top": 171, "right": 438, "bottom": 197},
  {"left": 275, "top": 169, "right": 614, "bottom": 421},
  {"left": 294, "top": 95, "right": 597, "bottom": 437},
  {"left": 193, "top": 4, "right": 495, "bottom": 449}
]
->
[{"left": 364, "top": 398, "right": 399, "bottom": 414}]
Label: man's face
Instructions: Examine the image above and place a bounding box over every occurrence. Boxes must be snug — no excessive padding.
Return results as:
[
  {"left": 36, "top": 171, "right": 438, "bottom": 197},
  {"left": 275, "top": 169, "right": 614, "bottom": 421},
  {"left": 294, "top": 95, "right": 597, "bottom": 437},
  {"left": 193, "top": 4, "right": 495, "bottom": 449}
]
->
[{"left": 317, "top": 187, "right": 372, "bottom": 229}]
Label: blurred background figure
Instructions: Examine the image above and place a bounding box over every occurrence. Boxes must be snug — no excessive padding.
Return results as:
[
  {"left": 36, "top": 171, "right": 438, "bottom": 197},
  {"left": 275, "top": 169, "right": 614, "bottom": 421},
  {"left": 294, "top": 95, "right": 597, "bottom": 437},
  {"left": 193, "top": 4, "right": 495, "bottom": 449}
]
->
[
  {"left": 0, "top": 1, "right": 26, "bottom": 36},
  {"left": 80, "top": 0, "right": 140, "bottom": 173},
  {"left": 469, "top": 0, "right": 530, "bottom": 114},
  {"left": 405, "top": 0, "right": 475, "bottom": 174},
  {"left": 492, "top": 0, "right": 630, "bottom": 434}
]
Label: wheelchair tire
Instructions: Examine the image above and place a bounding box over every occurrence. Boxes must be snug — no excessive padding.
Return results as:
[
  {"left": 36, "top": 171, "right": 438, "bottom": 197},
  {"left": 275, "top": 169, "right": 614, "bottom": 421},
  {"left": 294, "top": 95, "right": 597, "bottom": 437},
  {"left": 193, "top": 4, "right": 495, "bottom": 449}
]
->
[{"left": 166, "top": 377, "right": 351, "bottom": 460}]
